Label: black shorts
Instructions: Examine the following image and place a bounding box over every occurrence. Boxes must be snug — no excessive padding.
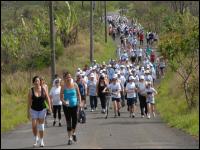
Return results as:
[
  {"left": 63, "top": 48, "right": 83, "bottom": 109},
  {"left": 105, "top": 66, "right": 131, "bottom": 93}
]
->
[
  {"left": 81, "top": 95, "right": 86, "bottom": 101},
  {"left": 112, "top": 98, "right": 121, "bottom": 102},
  {"left": 131, "top": 56, "right": 136, "bottom": 62}
]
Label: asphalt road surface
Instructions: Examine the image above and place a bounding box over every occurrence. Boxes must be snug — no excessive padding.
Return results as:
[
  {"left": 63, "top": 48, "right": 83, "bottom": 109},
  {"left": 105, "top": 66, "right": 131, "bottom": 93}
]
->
[{"left": 1, "top": 99, "right": 199, "bottom": 149}]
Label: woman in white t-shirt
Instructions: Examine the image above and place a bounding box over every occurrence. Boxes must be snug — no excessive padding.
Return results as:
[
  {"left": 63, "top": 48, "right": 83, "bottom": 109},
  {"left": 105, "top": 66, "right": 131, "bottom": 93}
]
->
[
  {"left": 107, "top": 74, "right": 122, "bottom": 118},
  {"left": 49, "top": 79, "right": 62, "bottom": 127},
  {"left": 137, "top": 75, "right": 148, "bottom": 118},
  {"left": 145, "top": 82, "right": 157, "bottom": 119},
  {"left": 125, "top": 76, "right": 137, "bottom": 118}
]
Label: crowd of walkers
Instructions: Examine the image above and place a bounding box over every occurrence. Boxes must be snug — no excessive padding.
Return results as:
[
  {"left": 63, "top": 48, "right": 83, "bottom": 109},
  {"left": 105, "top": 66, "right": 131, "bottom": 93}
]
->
[{"left": 27, "top": 14, "right": 166, "bottom": 147}]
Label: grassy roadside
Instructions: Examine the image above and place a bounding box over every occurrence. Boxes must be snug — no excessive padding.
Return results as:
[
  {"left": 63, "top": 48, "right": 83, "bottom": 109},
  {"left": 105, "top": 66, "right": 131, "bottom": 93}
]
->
[
  {"left": 1, "top": 25, "right": 116, "bottom": 133},
  {"left": 155, "top": 69, "right": 199, "bottom": 138}
]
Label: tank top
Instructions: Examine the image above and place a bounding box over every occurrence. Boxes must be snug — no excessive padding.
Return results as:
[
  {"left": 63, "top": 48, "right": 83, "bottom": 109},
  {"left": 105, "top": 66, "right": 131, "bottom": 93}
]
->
[
  {"left": 98, "top": 82, "right": 107, "bottom": 96},
  {"left": 31, "top": 87, "right": 46, "bottom": 111},
  {"left": 64, "top": 84, "right": 78, "bottom": 107}
]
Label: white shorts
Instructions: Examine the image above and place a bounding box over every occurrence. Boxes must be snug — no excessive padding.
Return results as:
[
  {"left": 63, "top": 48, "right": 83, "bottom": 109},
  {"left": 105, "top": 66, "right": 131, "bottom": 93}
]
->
[
  {"left": 30, "top": 108, "right": 47, "bottom": 119},
  {"left": 146, "top": 98, "right": 155, "bottom": 104}
]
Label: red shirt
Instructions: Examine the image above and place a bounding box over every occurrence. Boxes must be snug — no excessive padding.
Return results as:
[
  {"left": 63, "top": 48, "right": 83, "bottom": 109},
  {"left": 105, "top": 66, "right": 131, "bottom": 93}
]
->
[{"left": 139, "top": 33, "right": 144, "bottom": 40}]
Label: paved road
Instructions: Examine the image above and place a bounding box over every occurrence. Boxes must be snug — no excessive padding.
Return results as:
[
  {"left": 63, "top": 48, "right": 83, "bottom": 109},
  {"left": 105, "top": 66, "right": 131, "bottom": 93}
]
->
[
  {"left": 1, "top": 100, "right": 199, "bottom": 149},
  {"left": 1, "top": 13, "right": 199, "bottom": 149}
]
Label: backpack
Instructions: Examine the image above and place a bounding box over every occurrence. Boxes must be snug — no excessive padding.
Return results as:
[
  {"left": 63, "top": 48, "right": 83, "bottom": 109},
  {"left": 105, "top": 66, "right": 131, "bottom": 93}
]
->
[{"left": 78, "top": 108, "right": 86, "bottom": 123}]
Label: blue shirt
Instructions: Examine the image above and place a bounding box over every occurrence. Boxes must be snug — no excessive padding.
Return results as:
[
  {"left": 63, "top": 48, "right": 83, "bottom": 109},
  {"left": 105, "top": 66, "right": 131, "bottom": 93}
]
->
[
  {"left": 64, "top": 85, "right": 78, "bottom": 107},
  {"left": 87, "top": 80, "right": 97, "bottom": 96}
]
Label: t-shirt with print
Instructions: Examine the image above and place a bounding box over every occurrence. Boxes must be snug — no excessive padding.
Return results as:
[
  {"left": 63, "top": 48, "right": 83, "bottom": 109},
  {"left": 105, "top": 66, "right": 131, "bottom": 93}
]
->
[
  {"left": 126, "top": 82, "right": 136, "bottom": 98},
  {"left": 108, "top": 82, "right": 121, "bottom": 98},
  {"left": 145, "top": 87, "right": 156, "bottom": 102},
  {"left": 137, "top": 82, "right": 146, "bottom": 95}
]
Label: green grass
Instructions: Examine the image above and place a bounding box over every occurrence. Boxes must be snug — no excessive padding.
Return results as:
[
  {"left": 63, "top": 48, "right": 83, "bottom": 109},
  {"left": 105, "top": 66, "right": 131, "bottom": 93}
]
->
[
  {"left": 1, "top": 23, "right": 116, "bottom": 133},
  {"left": 1, "top": 94, "right": 28, "bottom": 132},
  {"left": 155, "top": 69, "right": 199, "bottom": 137}
]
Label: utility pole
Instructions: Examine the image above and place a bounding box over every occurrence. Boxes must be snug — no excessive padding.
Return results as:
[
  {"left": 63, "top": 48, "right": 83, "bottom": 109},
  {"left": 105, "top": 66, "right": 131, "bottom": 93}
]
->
[
  {"left": 104, "top": 1, "right": 107, "bottom": 43},
  {"left": 49, "top": 1, "right": 56, "bottom": 83},
  {"left": 90, "top": 1, "right": 94, "bottom": 64}
]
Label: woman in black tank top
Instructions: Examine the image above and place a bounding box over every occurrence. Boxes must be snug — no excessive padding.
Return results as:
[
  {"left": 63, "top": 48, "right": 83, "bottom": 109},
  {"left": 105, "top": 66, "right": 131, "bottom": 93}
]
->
[
  {"left": 27, "top": 76, "right": 52, "bottom": 147},
  {"left": 31, "top": 87, "right": 46, "bottom": 111}
]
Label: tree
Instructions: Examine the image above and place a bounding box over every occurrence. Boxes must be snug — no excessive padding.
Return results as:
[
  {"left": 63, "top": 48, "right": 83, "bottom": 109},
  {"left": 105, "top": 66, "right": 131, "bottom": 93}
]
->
[{"left": 158, "top": 10, "right": 199, "bottom": 109}]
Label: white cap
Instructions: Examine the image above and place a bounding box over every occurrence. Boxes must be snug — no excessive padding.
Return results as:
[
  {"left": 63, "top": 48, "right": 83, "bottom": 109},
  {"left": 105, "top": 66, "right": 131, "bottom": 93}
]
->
[
  {"left": 140, "top": 75, "right": 145, "bottom": 80},
  {"left": 120, "top": 65, "right": 125, "bottom": 68},
  {"left": 90, "top": 73, "right": 95, "bottom": 78},
  {"left": 147, "top": 81, "right": 152, "bottom": 85},
  {"left": 129, "top": 76, "right": 135, "bottom": 80},
  {"left": 113, "top": 74, "right": 118, "bottom": 79},
  {"left": 145, "top": 70, "right": 150, "bottom": 74},
  {"left": 76, "top": 72, "right": 81, "bottom": 77}
]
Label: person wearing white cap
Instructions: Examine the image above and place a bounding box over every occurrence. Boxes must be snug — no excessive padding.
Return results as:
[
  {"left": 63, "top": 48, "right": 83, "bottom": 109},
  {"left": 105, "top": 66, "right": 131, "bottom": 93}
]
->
[
  {"left": 145, "top": 81, "right": 157, "bottom": 119},
  {"left": 125, "top": 76, "right": 137, "bottom": 118},
  {"left": 137, "top": 75, "right": 147, "bottom": 118},
  {"left": 107, "top": 74, "right": 122, "bottom": 117},
  {"left": 117, "top": 71, "right": 126, "bottom": 108},
  {"left": 76, "top": 74, "right": 87, "bottom": 110},
  {"left": 87, "top": 73, "right": 98, "bottom": 112},
  {"left": 107, "top": 64, "right": 115, "bottom": 82},
  {"left": 145, "top": 70, "right": 153, "bottom": 85}
]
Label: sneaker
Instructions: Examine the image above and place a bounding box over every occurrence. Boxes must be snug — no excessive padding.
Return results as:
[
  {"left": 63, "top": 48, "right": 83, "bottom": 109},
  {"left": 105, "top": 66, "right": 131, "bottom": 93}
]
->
[
  {"left": 141, "top": 115, "right": 145, "bottom": 118},
  {"left": 153, "top": 112, "right": 156, "bottom": 117},
  {"left": 91, "top": 109, "right": 94, "bottom": 112},
  {"left": 147, "top": 114, "right": 150, "bottom": 119},
  {"left": 72, "top": 135, "right": 77, "bottom": 142},
  {"left": 118, "top": 111, "right": 120, "bottom": 116},
  {"left": 68, "top": 139, "right": 72, "bottom": 145},
  {"left": 53, "top": 121, "right": 56, "bottom": 126},
  {"left": 132, "top": 113, "right": 135, "bottom": 118},
  {"left": 39, "top": 139, "right": 45, "bottom": 147},
  {"left": 33, "top": 136, "right": 38, "bottom": 147},
  {"left": 59, "top": 122, "right": 62, "bottom": 127}
]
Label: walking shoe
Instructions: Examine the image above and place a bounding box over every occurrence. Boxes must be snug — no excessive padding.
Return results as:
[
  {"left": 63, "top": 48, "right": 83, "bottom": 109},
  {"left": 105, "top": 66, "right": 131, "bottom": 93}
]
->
[
  {"left": 141, "top": 115, "right": 145, "bottom": 118},
  {"left": 33, "top": 136, "right": 38, "bottom": 147},
  {"left": 53, "top": 121, "right": 56, "bottom": 126},
  {"left": 147, "top": 114, "right": 150, "bottom": 119},
  {"left": 39, "top": 139, "right": 45, "bottom": 147},
  {"left": 72, "top": 135, "right": 77, "bottom": 142},
  {"left": 68, "top": 139, "right": 73, "bottom": 145},
  {"left": 59, "top": 122, "right": 62, "bottom": 127},
  {"left": 118, "top": 111, "right": 120, "bottom": 116},
  {"left": 132, "top": 113, "right": 135, "bottom": 118},
  {"left": 90, "top": 109, "right": 94, "bottom": 112},
  {"left": 153, "top": 112, "right": 156, "bottom": 117}
]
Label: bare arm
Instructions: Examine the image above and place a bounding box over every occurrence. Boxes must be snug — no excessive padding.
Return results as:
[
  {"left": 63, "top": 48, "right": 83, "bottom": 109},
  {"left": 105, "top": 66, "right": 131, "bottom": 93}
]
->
[
  {"left": 75, "top": 83, "right": 82, "bottom": 105},
  {"left": 43, "top": 88, "right": 52, "bottom": 113},
  {"left": 27, "top": 89, "right": 32, "bottom": 120},
  {"left": 60, "top": 84, "right": 66, "bottom": 105}
]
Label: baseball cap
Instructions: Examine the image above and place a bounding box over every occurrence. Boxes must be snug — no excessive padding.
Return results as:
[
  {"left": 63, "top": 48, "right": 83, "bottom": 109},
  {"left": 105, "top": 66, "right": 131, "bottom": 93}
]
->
[
  {"left": 129, "top": 76, "right": 135, "bottom": 80},
  {"left": 113, "top": 74, "right": 118, "bottom": 79},
  {"left": 140, "top": 75, "right": 145, "bottom": 80}
]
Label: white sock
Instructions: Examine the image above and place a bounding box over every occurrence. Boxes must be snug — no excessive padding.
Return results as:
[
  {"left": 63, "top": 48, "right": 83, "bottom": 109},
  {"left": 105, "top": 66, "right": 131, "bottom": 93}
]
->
[
  {"left": 69, "top": 136, "right": 73, "bottom": 140},
  {"left": 34, "top": 136, "right": 38, "bottom": 141}
]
